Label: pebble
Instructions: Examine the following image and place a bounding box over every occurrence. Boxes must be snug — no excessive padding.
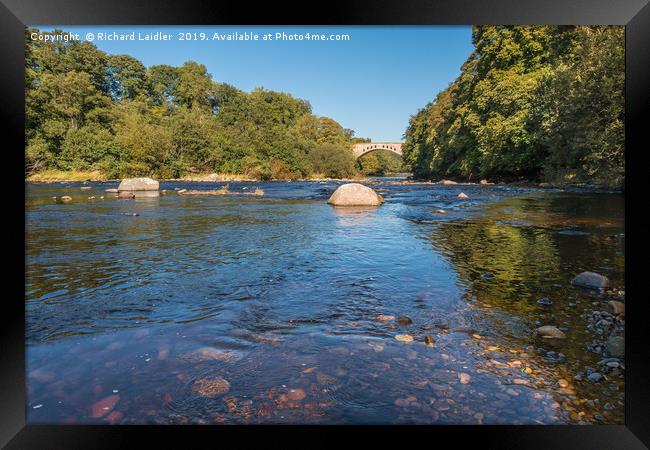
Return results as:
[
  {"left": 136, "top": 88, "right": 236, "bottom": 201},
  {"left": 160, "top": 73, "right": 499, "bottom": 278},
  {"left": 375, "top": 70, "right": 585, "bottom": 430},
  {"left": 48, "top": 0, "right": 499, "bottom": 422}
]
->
[
  {"left": 458, "top": 373, "right": 471, "bottom": 384},
  {"left": 536, "top": 325, "right": 566, "bottom": 339},
  {"left": 587, "top": 372, "right": 603, "bottom": 382},
  {"left": 537, "top": 297, "right": 553, "bottom": 305},
  {"left": 395, "top": 334, "right": 413, "bottom": 343}
]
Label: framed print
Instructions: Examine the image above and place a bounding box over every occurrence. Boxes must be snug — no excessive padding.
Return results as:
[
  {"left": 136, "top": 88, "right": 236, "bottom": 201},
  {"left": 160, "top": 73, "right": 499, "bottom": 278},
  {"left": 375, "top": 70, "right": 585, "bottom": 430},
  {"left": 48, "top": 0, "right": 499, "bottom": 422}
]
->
[{"left": 1, "top": 0, "right": 648, "bottom": 448}]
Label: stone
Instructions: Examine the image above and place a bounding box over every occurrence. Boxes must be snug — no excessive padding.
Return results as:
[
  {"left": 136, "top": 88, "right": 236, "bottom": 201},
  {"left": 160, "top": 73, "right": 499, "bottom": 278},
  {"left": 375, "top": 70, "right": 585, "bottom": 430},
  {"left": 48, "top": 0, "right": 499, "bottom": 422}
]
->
[
  {"left": 118, "top": 191, "right": 135, "bottom": 199},
  {"left": 91, "top": 395, "right": 120, "bottom": 418},
  {"left": 587, "top": 372, "right": 603, "bottom": 382},
  {"left": 287, "top": 389, "right": 306, "bottom": 401},
  {"left": 327, "top": 183, "right": 384, "bottom": 206},
  {"left": 480, "top": 179, "right": 492, "bottom": 185},
  {"left": 424, "top": 336, "right": 436, "bottom": 347},
  {"left": 105, "top": 188, "right": 118, "bottom": 193},
  {"left": 608, "top": 300, "right": 625, "bottom": 316},
  {"left": 458, "top": 192, "right": 469, "bottom": 200},
  {"left": 397, "top": 315, "right": 413, "bottom": 325},
  {"left": 192, "top": 377, "right": 230, "bottom": 397},
  {"left": 480, "top": 272, "right": 495, "bottom": 281},
  {"left": 395, "top": 334, "right": 413, "bottom": 343},
  {"left": 606, "top": 335, "right": 624, "bottom": 358},
  {"left": 375, "top": 314, "right": 395, "bottom": 323},
  {"left": 458, "top": 372, "right": 471, "bottom": 384},
  {"left": 571, "top": 271, "right": 610, "bottom": 289},
  {"left": 80, "top": 186, "right": 92, "bottom": 190},
  {"left": 438, "top": 180, "right": 458, "bottom": 185},
  {"left": 117, "top": 177, "right": 159, "bottom": 192},
  {"left": 537, "top": 297, "right": 553, "bottom": 305},
  {"left": 535, "top": 325, "right": 566, "bottom": 339},
  {"left": 185, "top": 347, "right": 241, "bottom": 363},
  {"left": 60, "top": 196, "right": 72, "bottom": 202},
  {"left": 436, "top": 209, "right": 447, "bottom": 214}
]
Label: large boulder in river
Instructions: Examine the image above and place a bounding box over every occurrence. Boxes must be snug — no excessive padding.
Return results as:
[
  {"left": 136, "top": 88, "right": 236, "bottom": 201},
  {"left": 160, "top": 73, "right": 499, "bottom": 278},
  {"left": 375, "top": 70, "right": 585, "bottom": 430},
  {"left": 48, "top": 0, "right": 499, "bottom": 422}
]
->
[
  {"left": 571, "top": 271, "right": 609, "bottom": 289},
  {"left": 118, "top": 177, "right": 159, "bottom": 192},
  {"left": 328, "top": 183, "right": 383, "bottom": 207}
]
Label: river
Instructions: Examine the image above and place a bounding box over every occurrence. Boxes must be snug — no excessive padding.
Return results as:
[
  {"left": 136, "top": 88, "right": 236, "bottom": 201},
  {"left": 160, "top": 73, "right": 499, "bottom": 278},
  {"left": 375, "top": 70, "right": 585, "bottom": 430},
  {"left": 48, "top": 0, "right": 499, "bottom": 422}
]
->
[{"left": 25, "top": 178, "right": 625, "bottom": 424}]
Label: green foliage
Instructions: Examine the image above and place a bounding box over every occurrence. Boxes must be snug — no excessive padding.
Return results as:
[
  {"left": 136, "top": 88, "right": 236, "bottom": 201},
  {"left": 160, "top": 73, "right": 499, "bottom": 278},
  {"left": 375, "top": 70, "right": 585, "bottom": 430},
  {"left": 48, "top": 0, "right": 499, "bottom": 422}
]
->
[
  {"left": 25, "top": 27, "right": 363, "bottom": 179},
  {"left": 357, "top": 150, "right": 406, "bottom": 176},
  {"left": 308, "top": 143, "right": 358, "bottom": 179},
  {"left": 403, "top": 26, "right": 624, "bottom": 187}
]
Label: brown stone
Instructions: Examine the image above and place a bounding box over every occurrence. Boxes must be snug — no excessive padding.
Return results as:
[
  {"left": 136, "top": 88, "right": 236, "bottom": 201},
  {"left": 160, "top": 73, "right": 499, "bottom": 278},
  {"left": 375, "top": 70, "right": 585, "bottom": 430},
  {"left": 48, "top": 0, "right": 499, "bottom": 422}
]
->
[{"left": 608, "top": 300, "right": 625, "bottom": 316}]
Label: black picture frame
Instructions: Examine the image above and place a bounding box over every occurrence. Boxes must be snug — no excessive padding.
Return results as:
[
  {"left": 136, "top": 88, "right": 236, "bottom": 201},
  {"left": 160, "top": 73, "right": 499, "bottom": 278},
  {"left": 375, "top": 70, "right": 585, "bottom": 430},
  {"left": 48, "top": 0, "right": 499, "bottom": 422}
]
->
[{"left": 2, "top": 0, "right": 648, "bottom": 448}]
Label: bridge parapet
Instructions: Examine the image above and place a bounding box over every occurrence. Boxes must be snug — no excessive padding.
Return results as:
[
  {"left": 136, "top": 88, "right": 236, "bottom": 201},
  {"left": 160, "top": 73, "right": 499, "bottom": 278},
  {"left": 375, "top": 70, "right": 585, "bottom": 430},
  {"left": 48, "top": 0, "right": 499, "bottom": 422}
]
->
[{"left": 352, "top": 142, "right": 403, "bottom": 159}]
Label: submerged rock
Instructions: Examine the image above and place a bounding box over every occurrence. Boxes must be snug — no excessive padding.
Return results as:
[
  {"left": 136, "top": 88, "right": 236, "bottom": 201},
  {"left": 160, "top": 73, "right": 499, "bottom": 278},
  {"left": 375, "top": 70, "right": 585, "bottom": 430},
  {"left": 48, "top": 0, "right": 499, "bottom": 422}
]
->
[
  {"left": 192, "top": 377, "right": 230, "bottom": 397},
  {"left": 395, "top": 334, "right": 413, "bottom": 342},
  {"left": 327, "top": 183, "right": 384, "bottom": 206},
  {"left": 458, "top": 192, "right": 469, "bottom": 200},
  {"left": 183, "top": 347, "right": 242, "bottom": 363},
  {"left": 118, "top": 177, "right": 159, "bottom": 192},
  {"left": 375, "top": 314, "right": 395, "bottom": 323},
  {"left": 480, "top": 272, "right": 495, "bottom": 281},
  {"left": 397, "top": 316, "right": 413, "bottom": 325},
  {"left": 118, "top": 191, "right": 135, "bottom": 199},
  {"left": 571, "top": 271, "right": 610, "bottom": 289},
  {"left": 91, "top": 394, "right": 120, "bottom": 418},
  {"left": 535, "top": 325, "right": 566, "bottom": 339}
]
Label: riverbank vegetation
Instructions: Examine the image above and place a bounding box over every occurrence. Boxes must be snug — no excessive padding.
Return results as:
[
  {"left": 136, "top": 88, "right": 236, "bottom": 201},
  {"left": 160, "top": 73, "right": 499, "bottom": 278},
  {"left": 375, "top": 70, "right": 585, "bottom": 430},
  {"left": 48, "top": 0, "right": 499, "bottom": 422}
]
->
[
  {"left": 403, "top": 26, "right": 624, "bottom": 188},
  {"left": 25, "top": 28, "right": 366, "bottom": 180},
  {"left": 357, "top": 150, "right": 406, "bottom": 177}
]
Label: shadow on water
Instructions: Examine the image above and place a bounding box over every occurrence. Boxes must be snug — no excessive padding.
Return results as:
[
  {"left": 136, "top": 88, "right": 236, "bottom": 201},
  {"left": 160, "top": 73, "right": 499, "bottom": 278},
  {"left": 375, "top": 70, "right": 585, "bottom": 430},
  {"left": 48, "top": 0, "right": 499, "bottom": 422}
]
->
[{"left": 25, "top": 182, "right": 624, "bottom": 424}]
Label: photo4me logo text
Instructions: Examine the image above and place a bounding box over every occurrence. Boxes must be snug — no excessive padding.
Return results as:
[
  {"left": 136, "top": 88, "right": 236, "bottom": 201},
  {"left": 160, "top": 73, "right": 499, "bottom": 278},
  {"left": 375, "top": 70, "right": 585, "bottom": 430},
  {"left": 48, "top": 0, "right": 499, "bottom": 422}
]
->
[{"left": 30, "top": 31, "right": 351, "bottom": 43}]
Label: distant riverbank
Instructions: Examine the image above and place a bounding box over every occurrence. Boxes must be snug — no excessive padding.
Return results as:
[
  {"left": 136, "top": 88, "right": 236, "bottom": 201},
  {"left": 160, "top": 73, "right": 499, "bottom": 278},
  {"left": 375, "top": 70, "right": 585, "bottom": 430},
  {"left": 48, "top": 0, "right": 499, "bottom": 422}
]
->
[
  {"left": 26, "top": 170, "right": 398, "bottom": 184},
  {"left": 26, "top": 170, "right": 622, "bottom": 193}
]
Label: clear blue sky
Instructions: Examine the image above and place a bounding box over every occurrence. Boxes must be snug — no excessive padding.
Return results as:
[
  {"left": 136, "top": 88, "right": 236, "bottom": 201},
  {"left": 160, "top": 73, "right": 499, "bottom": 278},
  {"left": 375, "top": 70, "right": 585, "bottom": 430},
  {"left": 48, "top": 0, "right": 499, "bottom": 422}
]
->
[{"left": 36, "top": 26, "right": 473, "bottom": 142}]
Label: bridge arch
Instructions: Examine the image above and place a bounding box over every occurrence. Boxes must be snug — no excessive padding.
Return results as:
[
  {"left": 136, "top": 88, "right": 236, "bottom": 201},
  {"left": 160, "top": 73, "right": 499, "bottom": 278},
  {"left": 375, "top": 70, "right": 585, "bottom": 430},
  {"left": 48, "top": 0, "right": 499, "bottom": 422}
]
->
[{"left": 352, "top": 142, "right": 403, "bottom": 159}]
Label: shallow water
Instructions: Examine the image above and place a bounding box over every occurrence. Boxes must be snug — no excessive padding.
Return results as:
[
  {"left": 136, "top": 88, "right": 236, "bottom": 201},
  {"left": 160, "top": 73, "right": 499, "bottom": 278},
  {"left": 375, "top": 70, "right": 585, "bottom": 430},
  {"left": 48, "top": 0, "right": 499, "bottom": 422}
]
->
[{"left": 26, "top": 179, "right": 625, "bottom": 424}]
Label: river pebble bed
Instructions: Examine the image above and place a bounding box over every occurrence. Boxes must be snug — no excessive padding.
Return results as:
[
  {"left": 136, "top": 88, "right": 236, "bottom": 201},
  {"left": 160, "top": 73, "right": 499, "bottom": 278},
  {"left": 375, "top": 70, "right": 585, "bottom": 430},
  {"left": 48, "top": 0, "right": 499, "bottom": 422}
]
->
[{"left": 26, "top": 179, "right": 624, "bottom": 424}]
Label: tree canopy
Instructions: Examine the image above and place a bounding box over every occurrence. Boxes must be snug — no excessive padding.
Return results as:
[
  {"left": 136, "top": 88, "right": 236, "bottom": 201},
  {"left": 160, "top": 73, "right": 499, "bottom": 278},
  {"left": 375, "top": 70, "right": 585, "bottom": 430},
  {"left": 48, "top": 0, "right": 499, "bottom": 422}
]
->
[
  {"left": 25, "top": 28, "right": 363, "bottom": 180},
  {"left": 402, "top": 26, "right": 624, "bottom": 187}
]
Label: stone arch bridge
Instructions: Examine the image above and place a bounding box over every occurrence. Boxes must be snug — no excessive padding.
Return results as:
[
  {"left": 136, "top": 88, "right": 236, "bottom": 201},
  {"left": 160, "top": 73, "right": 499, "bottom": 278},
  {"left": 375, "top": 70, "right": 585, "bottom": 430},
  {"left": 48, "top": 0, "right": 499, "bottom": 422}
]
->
[{"left": 352, "top": 142, "right": 403, "bottom": 159}]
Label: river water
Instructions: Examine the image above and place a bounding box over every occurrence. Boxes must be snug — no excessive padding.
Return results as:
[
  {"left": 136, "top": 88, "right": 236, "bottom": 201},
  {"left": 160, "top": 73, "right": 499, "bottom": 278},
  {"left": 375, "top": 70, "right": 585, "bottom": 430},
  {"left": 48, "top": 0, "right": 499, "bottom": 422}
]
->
[{"left": 25, "top": 179, "right": 625, "bottom": 424}]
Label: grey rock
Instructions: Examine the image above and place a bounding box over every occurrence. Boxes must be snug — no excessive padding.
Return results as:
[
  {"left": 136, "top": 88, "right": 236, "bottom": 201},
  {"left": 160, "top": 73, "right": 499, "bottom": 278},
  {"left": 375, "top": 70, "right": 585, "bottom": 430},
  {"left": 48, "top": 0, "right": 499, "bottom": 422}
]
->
[
  {"left": 587, "top": 372, "right": 603, "bottom": 382},
  {"left": 537, "top": 297, "right": 553, "bottom": 305},
  {"left": 571, "top": 271, "right": 610, "bottom": 289},
  {"left": 606, "top": 335, "right": 625, "bottom": 358},
  {"left": 118, "top": 177, "right": 160, "bottom": 192},
  {"left": 327, "top": 183, "right": 384, "bottom": 207}
]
